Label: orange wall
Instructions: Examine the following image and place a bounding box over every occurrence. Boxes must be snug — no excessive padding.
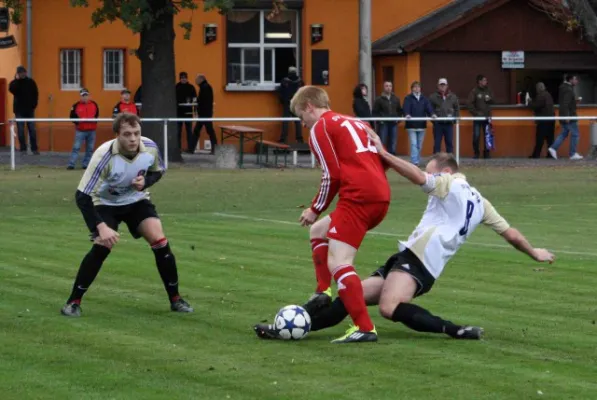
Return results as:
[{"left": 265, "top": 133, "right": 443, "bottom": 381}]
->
[
  {"left": 0, "top": 20, "right": 25, "bottom": 142},
  {"left": 374, "top": 52, "right": 421, "bottom": 98},
  {"left": 12, "top": 0, "right": 580, "bottom": 160},
  {"left": 11, "top": 0, "right": 372, "bottom": 152},
  {"left": 371, "top": 0, "right": 452, "bottom": 41}
]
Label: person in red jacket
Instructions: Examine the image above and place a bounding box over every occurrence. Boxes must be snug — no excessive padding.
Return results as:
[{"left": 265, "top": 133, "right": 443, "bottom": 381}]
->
[
  {"left": 68, "top": 88, "right": 100, "bottom": 170},
  {"left": 112, "top": 88, "right": 139, "bottom": 117},
  {"left": 290, "top": 86, "right": 391, "bottom": 343}
]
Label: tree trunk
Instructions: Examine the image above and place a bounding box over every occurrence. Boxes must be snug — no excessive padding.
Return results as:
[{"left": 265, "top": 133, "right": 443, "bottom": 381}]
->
[{"left": 138, "top": 0, "right": 182, "bottom": 162}]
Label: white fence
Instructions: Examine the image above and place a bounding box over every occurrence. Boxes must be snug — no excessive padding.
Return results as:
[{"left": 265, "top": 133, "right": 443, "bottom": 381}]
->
[{"left": 7, "top": 116, "right": 597, "bottom": 171}]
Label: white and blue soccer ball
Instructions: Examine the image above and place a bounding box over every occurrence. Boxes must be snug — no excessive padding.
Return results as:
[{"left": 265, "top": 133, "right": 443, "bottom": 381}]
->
[{"left": 274, "top": 305, "right": 311, "bottom": 340}]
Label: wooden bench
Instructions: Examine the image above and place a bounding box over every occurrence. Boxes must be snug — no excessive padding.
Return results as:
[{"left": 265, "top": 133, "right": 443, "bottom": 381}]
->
[
  {"left": 258, "top": 140, "right": 291, "bottom": 167},
  {"left": 288, "top": 143, "right": 311, "bottom": 166}
]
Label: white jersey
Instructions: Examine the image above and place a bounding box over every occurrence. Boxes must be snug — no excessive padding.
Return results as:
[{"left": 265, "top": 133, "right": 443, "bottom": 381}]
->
[
  {"left": 399, "top": 172, "right": 510, "bottom": 279},
  {"left": 77, "top": 137, "right": 165, "bottom": 206}
]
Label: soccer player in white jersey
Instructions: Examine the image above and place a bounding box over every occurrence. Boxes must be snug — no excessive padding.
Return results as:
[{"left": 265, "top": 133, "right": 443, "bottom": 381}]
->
[
  {"left": 255, "top": 130, "right": 554, "bottom": 340},
  {"left": 61, "top": 113, "right": 193, "bottom": 317}
]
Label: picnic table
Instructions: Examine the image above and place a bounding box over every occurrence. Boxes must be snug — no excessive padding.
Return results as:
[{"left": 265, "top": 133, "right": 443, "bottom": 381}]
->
[{"left": 220, "top": 125, "right": 264, "bottom": 168}]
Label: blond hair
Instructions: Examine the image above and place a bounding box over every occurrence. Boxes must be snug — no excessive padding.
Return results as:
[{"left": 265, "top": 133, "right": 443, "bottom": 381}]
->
[
  {"left": 290, "top": 86, "right": 331, "bottom": 115},
  {"left": 430, "top": 152, "right": 459, "bottom": 172}
]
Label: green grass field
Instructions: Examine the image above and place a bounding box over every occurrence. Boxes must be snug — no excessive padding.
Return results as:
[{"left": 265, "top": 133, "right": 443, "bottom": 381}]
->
[{"left": 1, "top": 164, "right": 596, "bottom": 400}]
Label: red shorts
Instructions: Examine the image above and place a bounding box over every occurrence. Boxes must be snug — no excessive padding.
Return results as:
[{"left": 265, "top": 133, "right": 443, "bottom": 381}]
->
[{"left": 326, "top": 200, "right": 389, "bottom": 249}]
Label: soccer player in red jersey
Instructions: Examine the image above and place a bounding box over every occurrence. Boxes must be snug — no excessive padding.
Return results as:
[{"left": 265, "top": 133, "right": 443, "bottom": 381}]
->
[{"left": 291, "top": 86, "right": 391, "bottom": 343}]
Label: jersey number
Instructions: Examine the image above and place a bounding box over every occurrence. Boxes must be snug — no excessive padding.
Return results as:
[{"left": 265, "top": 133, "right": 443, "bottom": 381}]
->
[
  {"left": 459, "top": 200, "right": 475, "bottom": 236},
  {"left": 340, "top": 120, "right": 378, "bottom": 154}
]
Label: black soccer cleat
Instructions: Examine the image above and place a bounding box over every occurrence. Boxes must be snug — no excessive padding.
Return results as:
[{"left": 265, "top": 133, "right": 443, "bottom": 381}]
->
[
  {"left": 171, "top": 298, "right": 194, "bottom": 313},
  {"left": 253, "top": 323, "right": 281, "bottom": 340},
  {"left": 61, "top": 302, "right": 82, "bottom": 317},
  {"left": 450, "top": 326, "right": 484, "bottom": 340},
  {"left": 302, "top": 290, "right": 332, "bottom": 317}
]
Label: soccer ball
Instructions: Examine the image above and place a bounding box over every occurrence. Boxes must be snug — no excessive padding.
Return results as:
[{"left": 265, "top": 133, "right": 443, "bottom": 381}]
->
[{"left": 274, "top": 305, "right": 311, "bottom": 340}]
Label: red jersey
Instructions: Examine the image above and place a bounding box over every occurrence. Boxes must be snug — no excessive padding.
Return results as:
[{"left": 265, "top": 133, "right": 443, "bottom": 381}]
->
[
  {"left": 309, "top": 111, "right": 391, "bottom": 215},
  {"left": 69, "top": 101, "right": 100, "bottom": 131},
  {"left": 112, "top": 101, "right": 139, "bottom": 117}
]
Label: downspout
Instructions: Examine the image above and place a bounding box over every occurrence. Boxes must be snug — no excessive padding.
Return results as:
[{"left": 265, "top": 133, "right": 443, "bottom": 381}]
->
[
  {"left": 359, "top": 0, "right": 372, "bottom": 105},
  {"left": 26, "top": 0, "right": 32, "bottom": 76}
]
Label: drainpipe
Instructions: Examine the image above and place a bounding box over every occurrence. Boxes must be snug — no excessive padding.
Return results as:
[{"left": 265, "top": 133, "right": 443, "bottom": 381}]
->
[
  {"left": 26, "top": 0, "right": 32, "bottom": 76},
  {"left": 359, "top": 0, "right": 372, "bottom": 105}
]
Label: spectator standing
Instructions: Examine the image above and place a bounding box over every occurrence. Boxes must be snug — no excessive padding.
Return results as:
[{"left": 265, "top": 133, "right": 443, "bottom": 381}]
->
[
  {"left": 112, "top": 88, "right": 139, "bottom": 117},
  {"left": 67, "top": 88, "right": 99, "bottom": 170},
  {"left": 373, "top": 81, "right": 403, "bottom": 155},
  {"left": 9, "top": 66, "right": 39, "bottom": 154},
  {"left": 352, "top": 83, "right": 372, "bottom": 124},
  {"left": 193, "top": 74, "right": 217, "bottom": 155},
  {"left": 277, "top": 66, "right": 304, "bottom": 143},
  {"left": 548, "top": 74, "right": 583, "bottom": 160},
  {"left": 403, "top": 81, "right": 436, "bottom": 166},
  {"left": 429, "top": 78, "right": 459, "bottom": 154},
  {"left": 467, "top": 74, "right": 494, "bottom": 159},
  {"left": 529, "top": 82, "right": 555, "bottom": 158},
  {"left": 176, "top": 72, "right": 197, "bottom": 153}
]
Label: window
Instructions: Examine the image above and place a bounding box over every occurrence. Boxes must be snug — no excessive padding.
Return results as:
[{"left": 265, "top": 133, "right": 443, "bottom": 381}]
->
[
  {"left": 103, "top": 49, "right": 125, "bottom": 90},
  {"left": 226, "top": 10, "right": 299, "bottom": 90},
  {"left": 60, "top": 49, "right": 82, "bottom": 90},
  {"left": 514, "top": 69, "right": 597, "bottom": 105}
]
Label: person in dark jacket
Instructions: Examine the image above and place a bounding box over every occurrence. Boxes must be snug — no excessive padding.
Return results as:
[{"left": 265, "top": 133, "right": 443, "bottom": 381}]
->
[
  {"left": 529, "top": 82, "right": 555, "bottom": 159},
  {"left": 278, "top": 66, "right": 304, "bottom": 143},
  {"left": 548, "top": 74, "right": 583, "bottom": 160},
  {"left": 68, "top": 88, "right": 99, "bottom": 170},
  {"left": 112, "top": 88, "right": 139, "bottom": 117},
  {"left": 9, "top": 66, "right": 39, "bottom": 154},
  {"left": 467, "top": 74, "right": 494, "bottom": 159},
  {"left": 402, "top": 81, "right": 436, "bottom": 165},
  {"left": 175, "top": 72, "right": 197, "bottom": 152},
  {"left": 429, "top": 78, "right": 460, "bottom": 154},
  {"left": 352, "top": 83, "right": 372, "bottom": 124},
  {"left": 372, "top": 81, "right": 403, "bottom": 155},
  {"left": 192, "top": 74, "right": 217, "bottom": 155}
]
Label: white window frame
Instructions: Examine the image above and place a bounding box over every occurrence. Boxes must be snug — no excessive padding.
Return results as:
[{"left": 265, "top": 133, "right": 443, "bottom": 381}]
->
[
  {"left": 60, "top": 49, "right": 82, "bottom": 91},
  {"left": 226, "top": 10, "right": 299, "bottom": 91},
  {"left": 103, "top": 49, "right": 125, "bottom": 90}
]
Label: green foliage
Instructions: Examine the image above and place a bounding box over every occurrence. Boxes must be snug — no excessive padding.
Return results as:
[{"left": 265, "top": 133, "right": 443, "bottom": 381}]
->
[
  {"left": 0, "top": 0, "right": 24, "bottom": 24},
  {"left": 65, "top": 1, "right": 279, "bottom": 39},
  {"left": 3, "top": 1, "right": 282, "bottom": 39}
]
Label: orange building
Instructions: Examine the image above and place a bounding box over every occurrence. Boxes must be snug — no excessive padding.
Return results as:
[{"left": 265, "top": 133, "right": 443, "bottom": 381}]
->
[{"left": 1, "top": 0, "right": 596, "bottom": 157}]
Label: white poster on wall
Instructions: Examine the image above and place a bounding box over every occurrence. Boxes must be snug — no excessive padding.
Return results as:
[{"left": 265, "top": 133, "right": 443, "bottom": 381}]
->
[{"left": 502, "top": 51, "right": 525, "bottom": 69}]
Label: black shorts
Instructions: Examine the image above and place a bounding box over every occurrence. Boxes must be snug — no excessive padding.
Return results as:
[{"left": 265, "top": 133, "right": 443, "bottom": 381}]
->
[
  {"left": 370, "top": 248, "right": 435, "bottom": 297},
  {"left": 88, "top": 199, "right": 159, "bottom": 241}
]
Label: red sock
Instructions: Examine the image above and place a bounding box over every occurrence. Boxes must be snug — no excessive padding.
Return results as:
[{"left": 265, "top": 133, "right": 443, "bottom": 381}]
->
[
  {"left": 311, "top": 238, "right": 331, "bottom": 292},
  {"left": 333, "top": 265, "right": 374, "bottom": 331}
]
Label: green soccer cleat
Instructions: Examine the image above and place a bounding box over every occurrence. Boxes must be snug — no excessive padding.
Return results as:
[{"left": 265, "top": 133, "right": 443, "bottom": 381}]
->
[
  {"left": 331, "top": 324, "right": 378, "bottom": 344},
  {"left": 171, "top": 298, "right": 194, "bottom": 313},
  {"left": 61, "top": 302, "right": 82, "bottom": 317}
]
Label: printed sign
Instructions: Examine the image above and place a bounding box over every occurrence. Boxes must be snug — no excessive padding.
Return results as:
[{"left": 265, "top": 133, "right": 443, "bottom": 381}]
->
[{"left": 502, "top": 51, "right": 524, "bottom": 69}]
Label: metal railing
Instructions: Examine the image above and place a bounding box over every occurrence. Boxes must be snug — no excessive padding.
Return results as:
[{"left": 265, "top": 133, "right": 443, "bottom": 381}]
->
[{"left": 7, "top": 115, "right": 597, "bottom": 171}]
